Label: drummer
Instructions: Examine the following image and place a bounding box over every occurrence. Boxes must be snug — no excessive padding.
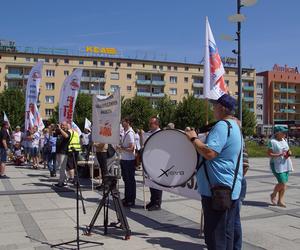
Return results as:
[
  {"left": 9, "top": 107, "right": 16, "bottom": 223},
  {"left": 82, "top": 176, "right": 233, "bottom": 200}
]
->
[{"left": 140, "top": 117, "right": 163, "bottom": 211}]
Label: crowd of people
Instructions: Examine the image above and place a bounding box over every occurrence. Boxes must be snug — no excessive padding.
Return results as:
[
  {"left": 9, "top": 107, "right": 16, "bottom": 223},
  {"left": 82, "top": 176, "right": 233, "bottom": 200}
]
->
[{"left": 0, "top": 94, "right": 295, "bottom": 250}]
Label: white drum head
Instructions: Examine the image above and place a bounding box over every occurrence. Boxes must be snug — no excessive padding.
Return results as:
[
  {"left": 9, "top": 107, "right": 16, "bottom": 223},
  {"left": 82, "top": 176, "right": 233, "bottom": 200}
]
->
[{"left": 142, "top": 129, "right": 198, "bottom": 187}]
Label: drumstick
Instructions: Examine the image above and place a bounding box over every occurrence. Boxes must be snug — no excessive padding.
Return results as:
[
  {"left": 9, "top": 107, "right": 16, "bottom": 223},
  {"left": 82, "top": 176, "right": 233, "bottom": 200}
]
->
[{"left": 142, "top": 167, "right": 147, "bottom": 210}]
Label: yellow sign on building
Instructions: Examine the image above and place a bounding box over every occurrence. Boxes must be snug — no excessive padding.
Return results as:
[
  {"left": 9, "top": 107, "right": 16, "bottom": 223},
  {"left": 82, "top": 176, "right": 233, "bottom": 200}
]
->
[{"left": 85, "top": 46, "right": 117, "bottom": 55}]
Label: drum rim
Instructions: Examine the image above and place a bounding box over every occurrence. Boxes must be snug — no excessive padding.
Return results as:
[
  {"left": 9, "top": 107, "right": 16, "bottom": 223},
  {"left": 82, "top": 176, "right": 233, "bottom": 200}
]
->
[{"left": 142, "top": 128, "right": 199, "bottom": 188}]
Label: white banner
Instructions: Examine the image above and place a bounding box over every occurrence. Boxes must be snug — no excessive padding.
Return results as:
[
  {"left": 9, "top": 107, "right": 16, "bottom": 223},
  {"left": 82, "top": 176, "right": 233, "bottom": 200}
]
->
[
  {"left": 33, "top": 103, "right": 45, "bottom": 131},
  {"left": 3, "top": 111, "right": 10, "bottom": 127},
  {"left": 72, "top": 121, "right": 82, "bottom": 136},
  {"left": 144, "top": 174, "right": 201, "bottom": 200},
  {"left": 92, "top": 88, "right": 121, "bottom": 144},
  {"left": 25, "top": 61, "right": 43, "bottom": 130},
  {"left": 204, "top": 17, "right": 227, "bottom": 100},
  {"left": 59, "top": 69, "right": 83, "bottom": 124}
]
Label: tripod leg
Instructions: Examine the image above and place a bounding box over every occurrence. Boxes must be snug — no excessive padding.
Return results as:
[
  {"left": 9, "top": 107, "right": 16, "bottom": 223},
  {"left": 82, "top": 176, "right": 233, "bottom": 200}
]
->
[
  {"left": 104, "top": 195, "right": 109, "bottom": 235},
  {"left": 111, "top": 189, "right": 131, "bottom": 239},
  {"left": 86, "top": 192, "right": 108, "bottom": 234}
]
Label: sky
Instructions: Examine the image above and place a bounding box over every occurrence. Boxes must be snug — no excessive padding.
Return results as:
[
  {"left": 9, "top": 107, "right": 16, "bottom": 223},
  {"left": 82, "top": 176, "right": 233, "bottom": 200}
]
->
[{"left": 1, "top": 0, "right": 299, "bottom": 72}]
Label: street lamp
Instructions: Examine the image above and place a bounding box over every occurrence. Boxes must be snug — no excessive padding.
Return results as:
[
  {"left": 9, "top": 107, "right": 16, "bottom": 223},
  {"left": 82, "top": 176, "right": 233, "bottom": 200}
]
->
[{"left": 228, "top": 0, "right": 257, "bottom": 125}]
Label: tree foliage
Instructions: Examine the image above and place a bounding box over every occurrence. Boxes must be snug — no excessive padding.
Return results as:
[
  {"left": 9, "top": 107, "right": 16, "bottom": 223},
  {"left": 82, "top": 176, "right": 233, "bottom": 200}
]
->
[
  {"left": 0, "top": 88, "right": 25, "bottom": 129},
  {"left": 121, "top": 96, "right": 156, "bottom": 130},
  {"left": 173, "top": 95, "right": 214, "bottom": 130},
  {"left": 154, "top": 97, "right": 176, "bottom": 128},
  {"left": 241, "top": 101, "right": 257, "bottom": 136},
  {"left": 74, "top": 93, "right": 93, "bottom": 129}
]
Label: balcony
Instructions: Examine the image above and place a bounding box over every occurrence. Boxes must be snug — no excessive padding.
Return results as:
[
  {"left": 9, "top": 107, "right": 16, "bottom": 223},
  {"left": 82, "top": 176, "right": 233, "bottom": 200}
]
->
[
  {"left": 280, "top": 87, "right": 288, "bottom": 92},
  {"left": 151, "top": 80, "right": 165, "bottom": 86},
  {"left": 280, "top": 99, "right": 287, "bottom": 103},
  {"left": 136, "top": 91, "right": 165, "bottom": 98},
  {"left": 243, "top": 86, "right": 254, "bottom": 91},
  {"left": 280, "top": 109, "right": 296, "bottom": 113},
  {"left": 244, "top": 97, "right": 254, "bottom": 102},
  {"left": 193, "top": 83, "right": 203, "bottom": 88},
  {"left": 90, "top": 77, "right": 106, "bottom": 83},
  {"left": 287, "top": 99, "right": 295, "bottom": 104},
  {"left": 80, "top": 89, "right": 105, "bottom": 95},
  {"left": 6, "top": 73, "right": 25, "bottom": 80},
  {"left": 81, "top": 76, "right": 90, "bottom": 82},
  {"left": 136, "top": 80, "right": 151, "bottom": 85},
  {"left": 194, "top": 94, "right": 204, "bottom": 99},
  {"left": 249, "top": 108, "right": 254, "bottom": 112},
  {"left": 287, "top": 88, "right": 296, "bottom": 93}
]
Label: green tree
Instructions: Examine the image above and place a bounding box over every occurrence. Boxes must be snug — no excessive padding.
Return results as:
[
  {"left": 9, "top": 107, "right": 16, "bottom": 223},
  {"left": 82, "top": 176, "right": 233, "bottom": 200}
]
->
[
  {"left": 74, "top": 93, "right": 93, "bottom": 130},
  {"left": 121, "top": 96, "right": 156, "bottom": 130},
  {"left": 173, "top": 95, "right": 214, "bottom": 130},
  {"left": 0, "top": 88, "right": 25, "bottom": 129},
  {"left": 154, "top": 97, "right": 176, "bottom": 128},
  {"left": 241, "top": 101, "right": 257, "bottom": 136},
  {"left": 48, "top": 104, "right": 59, "bottom": 125}
]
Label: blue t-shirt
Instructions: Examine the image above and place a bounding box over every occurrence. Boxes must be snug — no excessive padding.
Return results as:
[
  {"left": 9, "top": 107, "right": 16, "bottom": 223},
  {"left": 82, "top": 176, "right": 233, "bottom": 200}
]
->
[{"left": 197, "top": 119, "right": 243, "bottom": 200}]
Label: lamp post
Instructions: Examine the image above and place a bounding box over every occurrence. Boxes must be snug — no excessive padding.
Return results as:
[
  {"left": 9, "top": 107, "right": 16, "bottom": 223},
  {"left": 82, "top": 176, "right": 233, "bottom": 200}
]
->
[{"left": 229, "top": 0, "right": 257, "bottom": 125}]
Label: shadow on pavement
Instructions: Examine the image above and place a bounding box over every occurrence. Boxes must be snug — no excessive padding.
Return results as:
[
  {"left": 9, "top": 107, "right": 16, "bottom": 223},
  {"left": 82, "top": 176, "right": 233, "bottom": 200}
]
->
[{"left": 243, "top": 200, "right": 270, "bottom": 207}]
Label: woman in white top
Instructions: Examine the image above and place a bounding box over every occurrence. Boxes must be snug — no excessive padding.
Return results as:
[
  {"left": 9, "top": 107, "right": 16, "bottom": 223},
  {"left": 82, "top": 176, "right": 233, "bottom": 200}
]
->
[{"left": 268, "top": 126, "right": 292, "bottom": 207}]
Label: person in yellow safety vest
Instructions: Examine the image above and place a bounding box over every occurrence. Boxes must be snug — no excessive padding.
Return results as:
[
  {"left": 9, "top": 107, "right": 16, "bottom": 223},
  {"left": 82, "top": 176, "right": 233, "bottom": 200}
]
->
[{"left": 66, "top": 129, "right": 81, "bottom": 184}]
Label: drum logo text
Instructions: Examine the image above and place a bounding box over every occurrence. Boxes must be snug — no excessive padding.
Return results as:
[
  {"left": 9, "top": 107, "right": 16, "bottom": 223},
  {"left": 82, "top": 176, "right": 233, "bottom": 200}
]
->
[{"left": 157, "top": 165, "right": 184, "bottom": 178}]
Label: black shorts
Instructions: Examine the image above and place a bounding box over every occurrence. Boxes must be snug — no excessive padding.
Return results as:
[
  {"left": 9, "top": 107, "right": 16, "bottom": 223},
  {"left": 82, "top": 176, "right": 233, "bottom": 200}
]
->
[{"left": 66, "top": 152, "right": 79, "bottom": 171}]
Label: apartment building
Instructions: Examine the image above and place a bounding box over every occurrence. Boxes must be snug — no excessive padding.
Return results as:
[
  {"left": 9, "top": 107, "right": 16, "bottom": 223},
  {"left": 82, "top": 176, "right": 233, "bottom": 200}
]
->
[{"left": 0, "top": 46, "right": 256, "bottom": 120}]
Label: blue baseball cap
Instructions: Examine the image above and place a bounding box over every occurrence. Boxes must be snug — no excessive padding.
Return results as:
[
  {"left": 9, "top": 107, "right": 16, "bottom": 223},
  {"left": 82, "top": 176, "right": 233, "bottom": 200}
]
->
[
  {"left": 210, "top": 94, "right": 237, "bottom": 112},
  {"left": 274, "top": 126, "right": 288, "bottom": 134}
]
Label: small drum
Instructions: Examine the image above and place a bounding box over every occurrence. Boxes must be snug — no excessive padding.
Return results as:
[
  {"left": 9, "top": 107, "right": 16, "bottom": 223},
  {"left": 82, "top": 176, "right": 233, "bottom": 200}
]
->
[{"left": 142, "top": 129, "right": 199, "bottom": 187}]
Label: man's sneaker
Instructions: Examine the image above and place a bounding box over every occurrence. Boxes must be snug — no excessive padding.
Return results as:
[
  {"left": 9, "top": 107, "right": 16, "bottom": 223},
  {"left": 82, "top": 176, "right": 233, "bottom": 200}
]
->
[
  {"left": 122, "top": 201, "right": 135, "bottom": 208},
  {"left": 54, "top": 183, "right": 67, "bottom": 188},
  {"left": 147, "top": 204, "right": 161, "bottom": 211},
  {"left": 0, "top": 175, "right": 9, "bottom": 179},
  {"left": 146, "top": 202, "right": 154, "bottom": 209}
]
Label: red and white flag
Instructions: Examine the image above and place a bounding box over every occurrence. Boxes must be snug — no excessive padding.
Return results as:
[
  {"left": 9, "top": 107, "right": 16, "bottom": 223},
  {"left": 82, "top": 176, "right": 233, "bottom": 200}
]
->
[
  {"left": 204, "top": 17, "right": 228, "bottom": 99},
  {"left": 25, "top": 61, "right": 43, "bottom": 130},
  {"left": 33, "top": 104, "right": 45, "bottom": 131},
  {"left": 59, "top": 69, "right": 83, "bottom": 124}
]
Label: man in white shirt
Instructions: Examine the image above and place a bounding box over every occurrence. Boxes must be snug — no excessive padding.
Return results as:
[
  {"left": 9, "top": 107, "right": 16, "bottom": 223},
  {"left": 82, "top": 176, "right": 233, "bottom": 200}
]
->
[
  {"left": 12, "top": 126, "right": 23, "bottom": 147},
  {"left": 118, "top": 117, "right": 136, "bottom": 207}
]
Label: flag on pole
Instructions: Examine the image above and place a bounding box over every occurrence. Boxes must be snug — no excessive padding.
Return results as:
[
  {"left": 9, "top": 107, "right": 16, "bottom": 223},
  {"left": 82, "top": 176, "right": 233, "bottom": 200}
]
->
[
  {"left": 29, "top": 111, "right": 35, "bottom": 129},
  {"left": 33, "top": 104, "right": 45, "bottom": 131},
  {"left": 59, "top": 69, "right": 83, "bottom": 124},
  {"left": 84, "top": 118, "right": 92, "bottom": 131},
  {"left": 71, "top": 121, "right": 82, "bottom": 136},
  {"left": 204, "top": 17, "right": 228, "bottom": 100},
  {"left": 3, "top": 111, "right": 10, "bottom": 127},
  {"left": 25, "top": 61, "right": 43, "bottom": 130}
]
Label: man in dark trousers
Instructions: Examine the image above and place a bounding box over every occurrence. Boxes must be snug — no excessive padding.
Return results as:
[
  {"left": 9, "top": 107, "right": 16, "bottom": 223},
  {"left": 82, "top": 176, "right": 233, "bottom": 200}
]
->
[
  {"left": 0, "top": 121, "right": 10, "bottom": 178},
  {"left": 142, "top": 117, "right": 162, "bottom": 211}
]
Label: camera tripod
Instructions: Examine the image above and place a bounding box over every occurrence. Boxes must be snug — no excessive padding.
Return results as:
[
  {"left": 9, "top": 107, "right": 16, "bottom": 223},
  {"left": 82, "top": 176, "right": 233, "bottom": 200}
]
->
[{"left": 85, "top": 175, "right": 131, "bottom": 240}]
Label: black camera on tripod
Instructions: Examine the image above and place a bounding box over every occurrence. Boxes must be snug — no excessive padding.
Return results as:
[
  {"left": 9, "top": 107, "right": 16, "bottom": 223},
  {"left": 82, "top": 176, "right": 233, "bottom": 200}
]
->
[{"left": 102, "top": 175, "right": 118, "bottom": 192}]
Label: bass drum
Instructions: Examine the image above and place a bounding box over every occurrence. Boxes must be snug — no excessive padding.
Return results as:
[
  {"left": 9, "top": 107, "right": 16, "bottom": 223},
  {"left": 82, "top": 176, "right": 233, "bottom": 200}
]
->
[{"left": 142, "top": 129, "right": 198, "bottom": 187}]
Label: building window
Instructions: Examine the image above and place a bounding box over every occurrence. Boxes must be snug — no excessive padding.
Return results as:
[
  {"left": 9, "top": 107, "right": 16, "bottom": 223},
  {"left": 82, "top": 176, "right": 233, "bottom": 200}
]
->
[
  {"left": 159, "top": 65, "right": 163, "bottom": 71},
  {"left": 109, "top": 62, "right": 114, "bottom": 67},
  {"left": 25, "top": 57, "right": 31, "bottom": 62},
  {"left": 110, "top": 85, "right": 119, "bottom": 92},
  {"left": 46, "top": 70, "right": 55, "bottom": 77},
  {"left": 14, "top": 56, "right": 17, "bottom": 61},
  {"left": 79, "top": 60, "right": 84, "bottom": 65},
  {"left": 167, "top": 66, "right": 171, "bottom": 70},
  {"left": 174, "top": 66, "right": 178, "bottom": 71},
  {"left": 225, "top": 80, "right": 229, "bottom": 86},
  {"left": 64, "top": 59, "right": 69, "bottom": 64},
  {"left": 100, "top": 61, "right": 105, "bottom": 66},
  {"left": 142, "top": 64, "right": 145, "bottom": 68},
  {"left": 45, "top": 82, "right": 55, "bottom": 90},
  {"left": 110, "top": 72, "right": 119, "bottom": 80},
  {"left": 127, "top": 74, "right": 132, "bottom": 80},
  {"left": 184, "top": 77, "right": 189, "bottom": 83},
  {"left": 127, "top": 86, "right": 132, "bottom": 91},
  {"left": 45, "top": 58, "right": 49, "bottom": 63},
  {"left": 127, "top": 62, "right": 132, "bottom": 67},
  {"left": 64, "top": 70, "right": 69, "bottom": 76},
  {"left": 93, "top": 60, "right": 97, "bottom": 66},
  {"left": 53, "top": 58, "right": 58, "bottom": 63},
  {"left": 45, "top": 109, "right": 54, "bottom": 117},
  {"left": 184, "top": 89, "right": 189, "bottom": 94},
  {"left": 116, "top": 62, "right": 121, "bottom": 67},
  {"left": 169, "top": 88, "right": 177, "bottom": 95},
  {"left": 34, "top": 58, "right": 38, "bottom": 62},
  {"left": 45, "top": 96, "right": 55, "bottom": 103},
  {"left": 184, "top": 67, "right": 189, "bottom": 71},
  {"left": 153, "top": 65, "right": 157, "bottom": 69},
  {"left": 170, "top": 76, "right": 177, "bottom": 83}
]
